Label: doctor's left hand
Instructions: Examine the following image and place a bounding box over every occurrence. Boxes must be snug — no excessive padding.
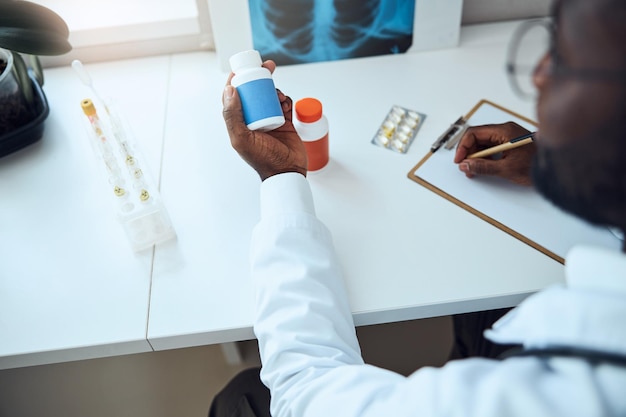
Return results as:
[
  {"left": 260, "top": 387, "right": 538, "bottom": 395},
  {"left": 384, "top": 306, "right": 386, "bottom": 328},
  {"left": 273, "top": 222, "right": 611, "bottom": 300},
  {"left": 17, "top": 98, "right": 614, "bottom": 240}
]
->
[{"left": 222, "top": 63, "right": 308, "bottom": 181}]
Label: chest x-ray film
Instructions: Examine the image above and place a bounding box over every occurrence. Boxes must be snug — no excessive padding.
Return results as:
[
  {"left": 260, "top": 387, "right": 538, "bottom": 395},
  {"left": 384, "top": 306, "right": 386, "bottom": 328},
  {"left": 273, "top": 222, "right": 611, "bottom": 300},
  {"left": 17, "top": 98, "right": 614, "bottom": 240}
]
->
[
  {"left": 209, "top": 0, "right": 462, "bottom": 71},
  {"left": 248, "top": 0, "right": 415, "bottom": 65}
]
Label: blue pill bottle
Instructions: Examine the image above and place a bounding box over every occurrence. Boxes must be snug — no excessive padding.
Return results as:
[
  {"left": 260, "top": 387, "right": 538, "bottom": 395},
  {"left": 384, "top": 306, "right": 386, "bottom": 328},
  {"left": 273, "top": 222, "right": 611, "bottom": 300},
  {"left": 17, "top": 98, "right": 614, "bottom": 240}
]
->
[{"left": 229, "top": 50, "right": 285, "bottom": 131}]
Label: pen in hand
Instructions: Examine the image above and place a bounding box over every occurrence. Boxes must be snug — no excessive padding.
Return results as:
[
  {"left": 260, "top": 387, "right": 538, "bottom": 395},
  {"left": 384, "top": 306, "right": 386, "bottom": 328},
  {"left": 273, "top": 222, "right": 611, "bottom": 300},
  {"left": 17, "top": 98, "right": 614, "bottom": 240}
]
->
[{"left": 467, "top": 132, "right": 536, "bottom": 159}]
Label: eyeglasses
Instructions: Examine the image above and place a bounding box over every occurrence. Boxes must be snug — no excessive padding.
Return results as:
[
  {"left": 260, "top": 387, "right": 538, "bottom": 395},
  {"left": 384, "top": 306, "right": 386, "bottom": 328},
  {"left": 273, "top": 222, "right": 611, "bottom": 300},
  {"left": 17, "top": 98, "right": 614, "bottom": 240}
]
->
[{"left": 506, "top": 19, "right": 626, "bottom": 99}]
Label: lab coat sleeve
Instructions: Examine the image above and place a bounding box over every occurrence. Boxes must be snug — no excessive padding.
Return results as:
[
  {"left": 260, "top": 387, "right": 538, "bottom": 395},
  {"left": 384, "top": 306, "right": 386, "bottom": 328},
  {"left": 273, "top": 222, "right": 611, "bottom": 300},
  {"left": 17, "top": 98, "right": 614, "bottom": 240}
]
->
[{"left": 251, "top": 173, "right": 405, "bottom": 417}]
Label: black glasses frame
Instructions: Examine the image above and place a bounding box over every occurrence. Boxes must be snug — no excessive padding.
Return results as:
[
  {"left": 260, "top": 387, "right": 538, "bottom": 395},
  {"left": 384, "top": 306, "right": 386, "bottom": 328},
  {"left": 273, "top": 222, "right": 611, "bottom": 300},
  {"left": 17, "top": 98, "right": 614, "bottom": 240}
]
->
[{"left": 506, "top": 19, "right": 626, "bottom": 99}]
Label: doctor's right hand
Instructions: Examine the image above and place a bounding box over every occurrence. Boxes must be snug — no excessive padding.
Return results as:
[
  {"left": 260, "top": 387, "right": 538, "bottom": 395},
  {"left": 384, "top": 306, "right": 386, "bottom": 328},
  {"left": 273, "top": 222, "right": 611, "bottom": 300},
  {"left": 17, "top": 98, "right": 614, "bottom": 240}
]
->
[
  {"left": 453, "top": 122, "right": 536, "bottom": 186},
  {"left": 222, "top": 61, "right": 308, "bottom": 182}
]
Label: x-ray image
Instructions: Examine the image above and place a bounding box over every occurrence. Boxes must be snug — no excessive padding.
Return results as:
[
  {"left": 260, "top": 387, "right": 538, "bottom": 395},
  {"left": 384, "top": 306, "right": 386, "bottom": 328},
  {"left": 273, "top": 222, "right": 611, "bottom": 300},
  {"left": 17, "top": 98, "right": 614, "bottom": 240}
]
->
[{"left": 248, "top": 0, "right": 415, "bottom": 65}]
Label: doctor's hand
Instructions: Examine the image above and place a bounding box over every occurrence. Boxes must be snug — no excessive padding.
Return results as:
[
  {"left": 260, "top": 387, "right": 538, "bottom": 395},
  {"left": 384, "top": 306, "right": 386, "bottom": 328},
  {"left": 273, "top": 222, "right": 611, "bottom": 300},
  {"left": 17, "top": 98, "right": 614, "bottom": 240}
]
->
[
  {"left": 453, "top": 122, "right": 536, "bottom": 186},
  {"left": 222, "top": 61, "right": 307, "bottom": 182}
]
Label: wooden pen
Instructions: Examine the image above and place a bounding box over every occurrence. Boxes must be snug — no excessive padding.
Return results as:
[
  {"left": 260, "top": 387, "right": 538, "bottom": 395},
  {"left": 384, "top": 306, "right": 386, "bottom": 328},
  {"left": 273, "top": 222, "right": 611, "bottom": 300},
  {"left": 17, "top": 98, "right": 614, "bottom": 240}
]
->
[{"left": 467, "top": 132, "right": 536, "bottom": 159}]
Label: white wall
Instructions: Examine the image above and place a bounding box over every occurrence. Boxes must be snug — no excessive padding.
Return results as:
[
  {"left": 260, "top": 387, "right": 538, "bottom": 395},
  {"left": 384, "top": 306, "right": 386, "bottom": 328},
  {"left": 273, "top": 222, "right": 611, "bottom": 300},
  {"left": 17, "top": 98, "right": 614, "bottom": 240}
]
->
[{"left": 462, "top": 0, "right": 550, "bottom": 24}]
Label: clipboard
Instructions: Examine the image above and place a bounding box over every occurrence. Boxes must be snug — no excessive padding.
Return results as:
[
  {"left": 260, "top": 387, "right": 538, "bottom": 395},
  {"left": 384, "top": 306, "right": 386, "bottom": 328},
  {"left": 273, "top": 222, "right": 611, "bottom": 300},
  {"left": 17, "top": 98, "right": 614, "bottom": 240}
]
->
[{"left": 407, "top": 99, "right": 621, "bottom": 264}]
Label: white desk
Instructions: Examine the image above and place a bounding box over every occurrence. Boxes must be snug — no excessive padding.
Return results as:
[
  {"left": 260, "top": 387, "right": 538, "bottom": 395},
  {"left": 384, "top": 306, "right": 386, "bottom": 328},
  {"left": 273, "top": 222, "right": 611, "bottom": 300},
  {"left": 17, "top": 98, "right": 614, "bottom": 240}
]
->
[
  {"left": 1, "top": 21, "right": 564, "bottom": 368},
  {"left": 147, "top": 21, "right": 563, "bottom": 351},
  {"left": 0, "top": 57, "right": 170, "bottom": 369}
]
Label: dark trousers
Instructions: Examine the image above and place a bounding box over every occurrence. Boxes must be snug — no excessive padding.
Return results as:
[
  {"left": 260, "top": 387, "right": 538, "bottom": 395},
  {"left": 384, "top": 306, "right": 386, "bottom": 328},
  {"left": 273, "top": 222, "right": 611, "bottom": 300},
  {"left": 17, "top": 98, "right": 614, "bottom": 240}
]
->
[
  {"left": 208, "top": 367, "right": 271, "bottom": 417},
  {"left": 448, "top": 307, "right": 516, "bottom": 360},
  {"left": 209, "top": 308, "right": 514, "bottom": 417}
]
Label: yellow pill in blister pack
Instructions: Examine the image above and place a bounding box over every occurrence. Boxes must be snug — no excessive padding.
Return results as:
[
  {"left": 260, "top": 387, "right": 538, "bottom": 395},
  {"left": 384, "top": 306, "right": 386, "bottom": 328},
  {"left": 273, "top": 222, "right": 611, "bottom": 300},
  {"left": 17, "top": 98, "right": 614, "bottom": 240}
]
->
[{"left": 381, "top": 120, "right": 396, "bottom": 138}]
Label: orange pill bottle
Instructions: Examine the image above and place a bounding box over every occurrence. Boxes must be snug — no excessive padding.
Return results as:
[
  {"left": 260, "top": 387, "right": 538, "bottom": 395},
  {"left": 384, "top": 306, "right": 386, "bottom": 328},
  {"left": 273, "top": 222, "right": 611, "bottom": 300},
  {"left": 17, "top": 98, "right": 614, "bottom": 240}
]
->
[{"left": 293, "top": 97, "right": 329, "bottom": 172}]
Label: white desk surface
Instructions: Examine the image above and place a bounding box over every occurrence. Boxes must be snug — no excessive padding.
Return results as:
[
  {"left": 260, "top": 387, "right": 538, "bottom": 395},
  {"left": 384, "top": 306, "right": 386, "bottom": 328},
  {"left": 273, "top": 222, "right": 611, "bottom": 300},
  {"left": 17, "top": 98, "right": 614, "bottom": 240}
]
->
[
  {"left": 0, "top": 57, "right": 170, "bottom": 369},
  {"left": 1, "top": 21, "right": 565, "bottom": 368}
]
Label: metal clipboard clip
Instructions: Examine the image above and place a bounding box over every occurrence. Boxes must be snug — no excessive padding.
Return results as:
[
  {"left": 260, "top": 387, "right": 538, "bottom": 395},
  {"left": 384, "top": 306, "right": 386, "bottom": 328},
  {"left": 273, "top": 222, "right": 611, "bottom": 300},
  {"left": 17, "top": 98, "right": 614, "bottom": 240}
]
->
[{"left": 430, "top": 116, "right": 468, "bottom": 152}]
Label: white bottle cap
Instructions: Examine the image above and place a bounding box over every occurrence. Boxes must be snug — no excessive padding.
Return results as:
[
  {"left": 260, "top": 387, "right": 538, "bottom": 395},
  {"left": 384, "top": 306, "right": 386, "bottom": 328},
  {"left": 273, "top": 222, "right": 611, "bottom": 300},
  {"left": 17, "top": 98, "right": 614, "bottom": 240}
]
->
[{"left": 229, "top": 50, "right": 262, "bottom": 73}]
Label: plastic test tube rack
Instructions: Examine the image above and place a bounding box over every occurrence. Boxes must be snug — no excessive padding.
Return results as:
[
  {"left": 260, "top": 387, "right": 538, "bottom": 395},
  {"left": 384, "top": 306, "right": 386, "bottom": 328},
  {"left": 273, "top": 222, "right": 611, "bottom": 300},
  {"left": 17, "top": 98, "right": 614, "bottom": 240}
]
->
[{"left": 80, "top": 98, "right": 176, "bottom": 252}]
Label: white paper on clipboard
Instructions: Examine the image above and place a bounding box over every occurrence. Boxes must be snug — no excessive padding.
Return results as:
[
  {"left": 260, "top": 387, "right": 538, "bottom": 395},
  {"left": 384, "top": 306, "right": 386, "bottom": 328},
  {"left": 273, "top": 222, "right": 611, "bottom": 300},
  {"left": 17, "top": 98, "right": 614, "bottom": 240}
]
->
[{"left": 408, "top": 100, "right": 620, "bottom": 263}]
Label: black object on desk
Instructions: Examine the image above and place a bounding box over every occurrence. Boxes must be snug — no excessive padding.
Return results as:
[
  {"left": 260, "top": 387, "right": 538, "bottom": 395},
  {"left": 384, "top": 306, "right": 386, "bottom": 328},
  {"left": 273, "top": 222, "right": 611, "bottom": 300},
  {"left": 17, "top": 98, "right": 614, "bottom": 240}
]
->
[{"left": 0, "top": 71, "right": 49, "bottom": 158}]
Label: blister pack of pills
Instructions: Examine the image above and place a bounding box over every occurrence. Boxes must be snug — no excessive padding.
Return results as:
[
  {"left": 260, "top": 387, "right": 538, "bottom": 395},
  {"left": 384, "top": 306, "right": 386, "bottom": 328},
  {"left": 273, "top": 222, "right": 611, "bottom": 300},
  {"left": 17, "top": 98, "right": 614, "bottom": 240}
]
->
[{"left": 371, "top": 106, "right": 426, "bottom": 153}]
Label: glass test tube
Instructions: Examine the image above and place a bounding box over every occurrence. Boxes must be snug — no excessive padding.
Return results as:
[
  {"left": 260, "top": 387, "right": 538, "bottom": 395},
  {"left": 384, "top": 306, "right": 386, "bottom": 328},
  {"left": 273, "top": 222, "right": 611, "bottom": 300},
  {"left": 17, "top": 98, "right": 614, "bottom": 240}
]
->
[
  {"left": 81, "top": 99, "right": 130, "bottom": 203},
  {"left": 106, "top": 103, "right": 151, "bottom": 203}
]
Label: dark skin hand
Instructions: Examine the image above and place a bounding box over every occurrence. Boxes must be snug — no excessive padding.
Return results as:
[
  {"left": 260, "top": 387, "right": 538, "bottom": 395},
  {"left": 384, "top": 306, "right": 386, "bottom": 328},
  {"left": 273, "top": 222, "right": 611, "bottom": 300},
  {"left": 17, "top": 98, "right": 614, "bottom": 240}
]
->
[
  {"left": 454, "top": 122, "right": 537, "bottom": 186},
  {"left": 222, "top": 60, "right": 308, "bottom": 181}
]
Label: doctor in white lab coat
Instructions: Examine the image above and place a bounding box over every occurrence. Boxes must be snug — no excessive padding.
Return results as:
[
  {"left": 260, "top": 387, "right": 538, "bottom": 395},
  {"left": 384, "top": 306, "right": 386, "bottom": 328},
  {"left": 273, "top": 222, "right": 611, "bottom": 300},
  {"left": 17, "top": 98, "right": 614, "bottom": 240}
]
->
[{"left": 210, "top": 0, "right": 626, "bottom": 415}]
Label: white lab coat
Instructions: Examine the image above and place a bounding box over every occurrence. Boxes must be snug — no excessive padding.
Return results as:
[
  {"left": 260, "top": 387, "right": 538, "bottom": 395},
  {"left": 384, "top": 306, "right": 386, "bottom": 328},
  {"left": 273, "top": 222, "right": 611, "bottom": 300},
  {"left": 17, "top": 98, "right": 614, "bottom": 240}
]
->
[{"left": 251, "top": 173, "right": 626, "bottom": 417}]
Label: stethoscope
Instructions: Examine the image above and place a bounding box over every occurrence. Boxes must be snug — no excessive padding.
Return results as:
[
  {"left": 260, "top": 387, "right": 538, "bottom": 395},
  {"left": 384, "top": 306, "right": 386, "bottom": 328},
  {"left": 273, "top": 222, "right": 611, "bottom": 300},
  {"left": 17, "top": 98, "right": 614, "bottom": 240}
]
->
[{"left": 500, "top": 346, "right": 626, "bottom": 368}]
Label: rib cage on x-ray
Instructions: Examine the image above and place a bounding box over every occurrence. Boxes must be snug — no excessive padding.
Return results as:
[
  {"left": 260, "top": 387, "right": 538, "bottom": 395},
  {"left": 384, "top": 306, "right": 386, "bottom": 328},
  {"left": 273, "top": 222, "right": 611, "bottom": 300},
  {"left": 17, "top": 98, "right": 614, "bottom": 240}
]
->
[
  {"left": 263, "top": 0, "right": 315, "bottom": 55},
  {"left": 249, "top": 0, "right": 415, "bottom": 65},
  {"left": 332, "top": 0, "right": 379, "bottom": 48}
]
